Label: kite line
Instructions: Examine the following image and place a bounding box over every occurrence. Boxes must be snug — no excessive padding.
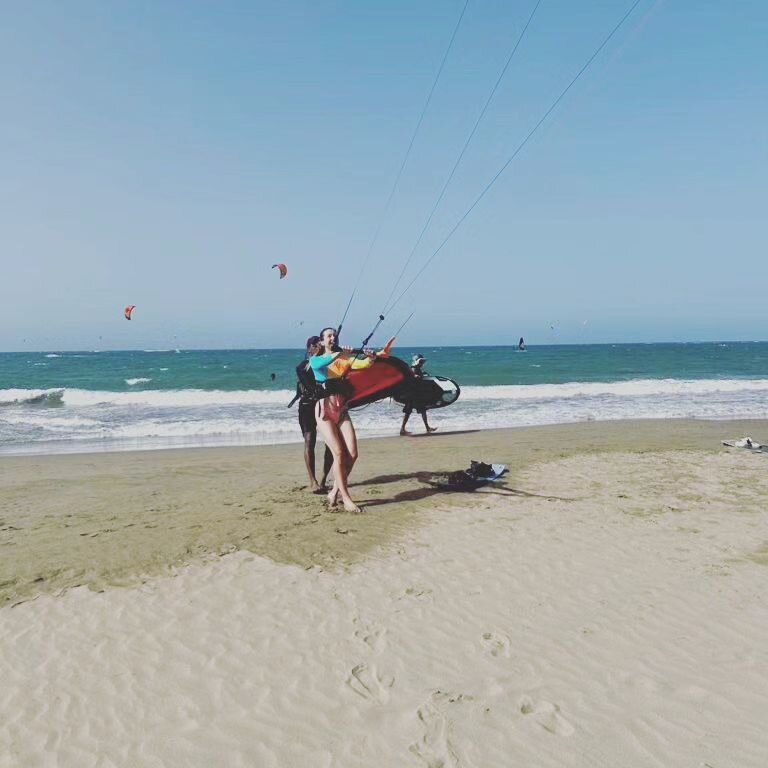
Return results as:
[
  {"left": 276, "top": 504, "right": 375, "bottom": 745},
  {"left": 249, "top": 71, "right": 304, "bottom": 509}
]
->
[
  {"left": 337, "top": 0, "right": 471, "bottom": 336},
  {"left": 380, "top": 0, "right": 645, "bottom": 320},
  {"left": 381, "top": 0, "right": 544, "bottom": 316}
]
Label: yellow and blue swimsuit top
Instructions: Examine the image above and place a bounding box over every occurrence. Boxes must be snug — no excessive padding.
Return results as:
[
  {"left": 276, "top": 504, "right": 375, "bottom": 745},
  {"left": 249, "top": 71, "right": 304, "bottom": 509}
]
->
[{"left": 309, "top": 352, "right": 374, "bottom": 383}]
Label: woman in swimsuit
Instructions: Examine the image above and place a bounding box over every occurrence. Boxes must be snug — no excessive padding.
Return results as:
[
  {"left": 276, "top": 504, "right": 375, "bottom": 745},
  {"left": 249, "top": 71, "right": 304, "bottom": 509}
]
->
[{"left": 309, "top": 326, "right": 382, "bottom": 513}]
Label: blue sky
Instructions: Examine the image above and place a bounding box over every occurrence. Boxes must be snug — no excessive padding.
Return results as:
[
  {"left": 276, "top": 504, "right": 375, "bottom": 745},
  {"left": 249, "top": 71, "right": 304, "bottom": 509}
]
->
[{"left": 1, "top": 0, "right": 766, "bottom": 351}]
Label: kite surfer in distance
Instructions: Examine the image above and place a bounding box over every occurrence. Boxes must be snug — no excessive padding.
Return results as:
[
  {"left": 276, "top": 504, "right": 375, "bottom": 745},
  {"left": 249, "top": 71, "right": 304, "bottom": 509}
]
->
[
  {"left": 518, "top": 336, "right": 526, "bottom": 351},
  {"left": 400, "top": 354, "right": 438, "bottom": 436},
  {"left": 289, "top": 336, "right": 333, "bottom": 493},
  {"left": 309, "top": 326, "right": 382, "bottom": 513}
]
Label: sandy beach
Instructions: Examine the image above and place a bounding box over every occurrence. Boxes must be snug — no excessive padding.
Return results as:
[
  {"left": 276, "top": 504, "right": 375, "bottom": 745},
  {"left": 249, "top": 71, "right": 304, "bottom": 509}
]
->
[{"left": 2, "top": 419, "right": 768, "bottom": 766}]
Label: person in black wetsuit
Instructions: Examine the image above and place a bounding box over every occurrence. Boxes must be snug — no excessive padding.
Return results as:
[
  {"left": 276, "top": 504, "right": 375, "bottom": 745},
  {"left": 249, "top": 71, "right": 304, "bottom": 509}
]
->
[
  {"left": 290, "top": 336, "right": 333, "bottom": 492},
  {"left": 400, "top": 354, "right": 438, "bottom": 436}
]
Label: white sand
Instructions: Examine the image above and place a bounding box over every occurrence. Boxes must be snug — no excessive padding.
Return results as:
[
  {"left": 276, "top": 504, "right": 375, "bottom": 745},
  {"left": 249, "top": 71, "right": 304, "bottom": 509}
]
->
[{"left": 2, "top": 449, "right": 767, "bottom": 767}]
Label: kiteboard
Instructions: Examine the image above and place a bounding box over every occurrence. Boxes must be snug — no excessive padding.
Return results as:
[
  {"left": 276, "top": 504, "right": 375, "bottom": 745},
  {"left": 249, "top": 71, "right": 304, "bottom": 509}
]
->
[{"left": 393, "top": 375, "right": 460, "bottom": 412}]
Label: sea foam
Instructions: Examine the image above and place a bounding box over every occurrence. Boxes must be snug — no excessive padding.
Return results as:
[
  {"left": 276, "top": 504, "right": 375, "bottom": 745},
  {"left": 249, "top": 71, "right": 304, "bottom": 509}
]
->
[{"left": 2, "top": 378, "right": 768, "bottom": 456}]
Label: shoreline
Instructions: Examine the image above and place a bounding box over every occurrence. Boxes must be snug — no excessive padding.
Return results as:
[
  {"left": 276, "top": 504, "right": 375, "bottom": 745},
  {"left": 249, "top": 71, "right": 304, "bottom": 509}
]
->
[
  {"left": 2, "top": 412, "right": 767, "bottom": 458},
  {"left": 2, "top": 417, "right": 767, "bottom": 607}
]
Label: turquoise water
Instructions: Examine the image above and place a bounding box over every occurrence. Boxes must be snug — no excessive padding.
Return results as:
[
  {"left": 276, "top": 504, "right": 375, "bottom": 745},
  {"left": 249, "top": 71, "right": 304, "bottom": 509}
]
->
[
  {"left": 3, "top": 343, "right": 768, "bottom": 391},
  {"left": 2, "top": 343, "right": 767, "bottom": 454}
]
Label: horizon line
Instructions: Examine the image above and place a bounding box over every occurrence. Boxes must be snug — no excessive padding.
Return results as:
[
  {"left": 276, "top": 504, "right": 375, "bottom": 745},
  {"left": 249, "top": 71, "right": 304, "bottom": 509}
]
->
[{"left": 2, "top": 339, "right": 767, "bottom": 355}]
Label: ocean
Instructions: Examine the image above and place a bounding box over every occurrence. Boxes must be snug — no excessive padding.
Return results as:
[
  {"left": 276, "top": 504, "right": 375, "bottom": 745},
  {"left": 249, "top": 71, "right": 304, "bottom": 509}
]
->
[{"left": 1, "top": 343, "right": 767, "bottom": 455}]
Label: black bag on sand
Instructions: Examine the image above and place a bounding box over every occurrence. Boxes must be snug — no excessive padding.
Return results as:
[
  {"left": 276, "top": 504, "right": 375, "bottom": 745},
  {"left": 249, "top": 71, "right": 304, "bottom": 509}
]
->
[{"left": 432, "top": 460, "right": 499, "bottom": 490}]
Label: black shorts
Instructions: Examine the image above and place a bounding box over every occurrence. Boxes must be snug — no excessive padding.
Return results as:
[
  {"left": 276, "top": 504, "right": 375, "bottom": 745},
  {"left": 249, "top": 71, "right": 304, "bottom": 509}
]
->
[{"left": 298, "top": 401, "right": 317, "bottom": 435}]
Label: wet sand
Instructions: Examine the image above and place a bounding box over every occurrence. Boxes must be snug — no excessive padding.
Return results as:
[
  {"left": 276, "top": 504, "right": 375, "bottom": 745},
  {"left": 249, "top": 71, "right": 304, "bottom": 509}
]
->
[{"left": 1, "top": 418, "right": 767, "bottom": 607}]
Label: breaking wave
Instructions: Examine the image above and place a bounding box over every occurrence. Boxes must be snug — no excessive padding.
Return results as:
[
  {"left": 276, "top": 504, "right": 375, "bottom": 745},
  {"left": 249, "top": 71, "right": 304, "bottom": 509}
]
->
[
  {"left": 3, "top": 379, "right": 768, "bottom": 410},
  {"left": 459, "top": 378, "right": 768, "bottom": 401},
  {"left": 2, "top": 378, "right": 767, "bottom": 455},
  {"left": 0, "top": 389, "right": 65, "bottom": 407}
]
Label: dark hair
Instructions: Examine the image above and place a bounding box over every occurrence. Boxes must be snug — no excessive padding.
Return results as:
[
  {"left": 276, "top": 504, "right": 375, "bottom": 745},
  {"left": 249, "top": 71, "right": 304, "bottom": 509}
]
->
[
  {"left": 306, "top": 335, "right": 320, "bottom": 350},
  {"left": 319, "top": 327, "right": 341, "bottom": 352}
]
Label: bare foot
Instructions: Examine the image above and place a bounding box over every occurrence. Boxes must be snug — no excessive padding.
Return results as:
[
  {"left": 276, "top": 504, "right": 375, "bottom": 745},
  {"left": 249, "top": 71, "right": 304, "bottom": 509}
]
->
[
  {"left": 400, "top": 430, "right": 412, "bottom": 437},
  {"left": 427, "top": 427, "right": 438, "bottom": 433},
  {"left": 342, "top": 500, "right": 363, "bottom": 514},
  {"left": 327, "top": 488, "right": 339, "bottom": 508},
  {"left": 309, "top": 481, "right": 322, "bottom": 492}
]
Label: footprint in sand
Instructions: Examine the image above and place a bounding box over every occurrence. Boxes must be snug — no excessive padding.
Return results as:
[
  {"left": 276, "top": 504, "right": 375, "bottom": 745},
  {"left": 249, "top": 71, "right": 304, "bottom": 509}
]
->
[
  {"left": 480, "top": 631, "right": 511, "bottom": 658},
  {"left": 409, "top": 690, "right": 474, "bottom": 768},
  {"left": 410, "top": 702, "right": 460, "bottom": 768},
  {"left": 403, "top": 586, "right": 433, "bottom": 599},
  {"left": 345, "top": 663, "right": 394, "bottom": 704},
  {"left": 519, "top": 695, "right": 574, "bottom": 736},
  {"left": 353, "top": 619, "right": 387, "bottom": 654}
]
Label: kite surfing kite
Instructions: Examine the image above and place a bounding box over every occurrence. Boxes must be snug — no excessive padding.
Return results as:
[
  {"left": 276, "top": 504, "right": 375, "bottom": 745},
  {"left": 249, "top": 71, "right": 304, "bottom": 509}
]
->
[
  {"left": 303, "top": 338, "right": 410, "bottom": 410},
  {"left": 124, "top": 305, "right": 136, "bottom": 321},
  {"left": 272, "top": 263, "right": 287, "bottom": 279},
  {"left": 334, "top": 352, "right": 460, "bottom": 412},
  {"left": 301, "top": 336, "right": 460, "bottom": 413}
]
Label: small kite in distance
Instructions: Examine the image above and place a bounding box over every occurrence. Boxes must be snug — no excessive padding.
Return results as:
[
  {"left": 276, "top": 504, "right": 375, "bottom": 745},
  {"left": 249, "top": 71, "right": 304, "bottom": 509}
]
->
[
  {"left": 124, "top": 305, "right": 136, "bottom": 320},
  {"left": 272, "top": 263, "right": 287, "bottom": 279}
]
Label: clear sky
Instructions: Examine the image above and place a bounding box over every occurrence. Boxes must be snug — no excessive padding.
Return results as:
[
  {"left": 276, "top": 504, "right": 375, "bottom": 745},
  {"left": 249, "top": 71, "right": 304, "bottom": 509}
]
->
[{"left": 1, "top": 0, "right": 766, "bottom": 351}]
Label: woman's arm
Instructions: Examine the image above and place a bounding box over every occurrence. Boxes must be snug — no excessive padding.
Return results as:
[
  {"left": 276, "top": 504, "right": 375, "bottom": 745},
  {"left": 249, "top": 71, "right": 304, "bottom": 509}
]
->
[{"left": 309, "top": 352, "right": 339, "bottom": 382}]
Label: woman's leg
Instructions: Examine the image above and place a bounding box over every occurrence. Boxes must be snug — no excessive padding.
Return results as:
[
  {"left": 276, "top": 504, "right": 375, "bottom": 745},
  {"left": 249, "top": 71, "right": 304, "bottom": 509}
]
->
[
  {"left": 320, "top": 444, "right": 334, "bottom": 488},
  {"left": 337, "top": 416, "right": 359, "bottom": 479},
  {"left": 315, "top": 416, "right": 359, "bottom": 513}
]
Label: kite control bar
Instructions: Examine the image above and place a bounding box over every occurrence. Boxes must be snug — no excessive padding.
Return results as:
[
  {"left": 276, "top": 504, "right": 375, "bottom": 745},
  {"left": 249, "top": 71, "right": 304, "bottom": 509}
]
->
[
  {"left": 361, "top": 314, "right": 385, "bottom": 348},
  {"left": 333, "top": 314, "right": 385, "bottom": 383}
]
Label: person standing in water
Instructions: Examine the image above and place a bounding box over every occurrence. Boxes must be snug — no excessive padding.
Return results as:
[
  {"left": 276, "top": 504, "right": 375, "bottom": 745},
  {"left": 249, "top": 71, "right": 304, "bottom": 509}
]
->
[
  {"left": 290, "top": 335, "right": 333, "bottom": 492},
  {"left": 400, "top": 354, "right": 438, "bottom": 436}
]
